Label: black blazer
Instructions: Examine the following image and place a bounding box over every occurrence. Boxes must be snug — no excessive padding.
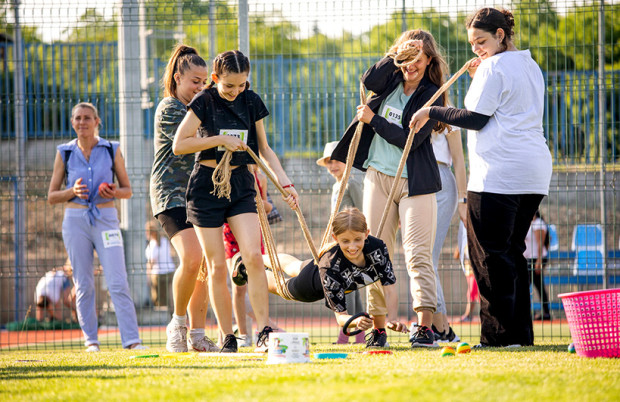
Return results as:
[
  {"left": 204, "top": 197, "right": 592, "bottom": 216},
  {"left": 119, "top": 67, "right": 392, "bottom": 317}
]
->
[{"left": 332, "top": 57, "right": 442, "bottom": 196}]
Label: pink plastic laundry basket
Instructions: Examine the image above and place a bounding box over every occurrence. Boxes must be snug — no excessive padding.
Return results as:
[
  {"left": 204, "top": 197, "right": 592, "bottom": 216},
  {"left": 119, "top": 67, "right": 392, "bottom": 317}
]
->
[{"left": 558, "top": 288, "right": 620, "bottom": 358}]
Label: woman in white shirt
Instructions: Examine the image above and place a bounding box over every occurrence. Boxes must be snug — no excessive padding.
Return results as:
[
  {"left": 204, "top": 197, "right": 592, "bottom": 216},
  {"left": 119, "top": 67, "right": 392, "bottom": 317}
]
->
[{"left": 409, "top": 7, "right": 552, "bottom": 347}]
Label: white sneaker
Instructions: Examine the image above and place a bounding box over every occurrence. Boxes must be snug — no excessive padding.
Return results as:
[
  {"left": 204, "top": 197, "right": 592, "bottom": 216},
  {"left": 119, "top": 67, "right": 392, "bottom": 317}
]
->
[
  {"left": 86, "top": 344, "right": 100, "bottom": 352},
  {"left": 188, "top": 335, "right": 219, "bottom": 352},
  {"left": 238, "top": 334, "right": 253, "bottom": 348},
  {"left": 129, "top": 344, "right": 148, "bottom": 350},
  {"left": 166, "top": 322, "right": 188, "bottom": 353}
]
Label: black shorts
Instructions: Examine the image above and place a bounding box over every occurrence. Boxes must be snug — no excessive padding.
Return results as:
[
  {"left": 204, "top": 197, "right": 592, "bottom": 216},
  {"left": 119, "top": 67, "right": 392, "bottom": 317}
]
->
[
  {"left": 186, "top": 163, "right": 257, "bottom": 228},
  {"left": 155, "top": 207, "right": 193, "bottom": 239},
  {"left": 286, "top": 260, "right": 324, "bottom": 303}
]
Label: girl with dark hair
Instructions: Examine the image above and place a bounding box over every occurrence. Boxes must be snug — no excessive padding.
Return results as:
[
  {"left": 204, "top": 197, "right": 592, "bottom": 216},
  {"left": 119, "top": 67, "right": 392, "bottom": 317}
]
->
[
  {"left": 331, "top": 29, "right": 449, "bottom": 348},
  {"left": 409, "top": 7, "right": 552, "bottom": 347},
  {"left": 173, "top": 50, "right": 298, "bottom": 353},
  {"left": 150, "top": 44, "right": 218, "bottom": 353}
]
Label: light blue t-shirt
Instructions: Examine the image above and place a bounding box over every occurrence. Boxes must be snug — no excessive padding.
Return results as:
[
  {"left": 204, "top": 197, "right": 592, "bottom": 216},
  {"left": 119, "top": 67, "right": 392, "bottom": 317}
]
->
[{"left": 363, "top": 83, "right": 411, "bottom": 178}]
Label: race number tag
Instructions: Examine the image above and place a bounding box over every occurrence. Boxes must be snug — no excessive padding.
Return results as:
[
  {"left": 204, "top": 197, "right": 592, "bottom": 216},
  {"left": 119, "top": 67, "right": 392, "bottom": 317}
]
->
[
  {"left": 101, "top": 229, "right": 123, "bottom": 248},
  {"left": 218, "top": 129, "right": 248, "bottom": 152},
  {"left": 382, "top": 105, "right": 404, "bottom": 128}
]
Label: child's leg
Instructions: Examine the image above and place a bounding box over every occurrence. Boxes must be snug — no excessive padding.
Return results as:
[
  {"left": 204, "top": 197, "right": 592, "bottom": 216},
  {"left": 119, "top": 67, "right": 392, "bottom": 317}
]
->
[
  {"left": 226, "top": 258, "right": 249, "bottom": 336},
  {"left": 262, "top": 253, "right": 303, "bottom": 277},
  {"left": 169, "top": 228, "right": 203, "bottom": 319},
  {"left": 228, "top": 213, "right": 270, "bottom": 331},
  {"left": 194, "top": 225, "right": 234, "bottom": 336}
]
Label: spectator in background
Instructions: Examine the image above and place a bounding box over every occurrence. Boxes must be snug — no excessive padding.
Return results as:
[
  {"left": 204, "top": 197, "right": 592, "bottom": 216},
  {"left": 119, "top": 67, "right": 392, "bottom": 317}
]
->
[
  {"left": 35, "top": 259, "right": 76, "bottom": 322},
  {"left": 455, "top": 221, "right": 478, "bottom": 322},
  {"left": 145, "top": 221, "right": 177, "bottom": 314},
  {"left": 316, "top": 141, "right": 365, "bottom": 345},
  {"left": 524, "top": 210, "right": 551, "bottom": 321},
  {"left": 47, "top": 102, "right": 145, "bottom": 352},
  {"left": 429, "top": 126, "right": 467, "bottom": 343}
]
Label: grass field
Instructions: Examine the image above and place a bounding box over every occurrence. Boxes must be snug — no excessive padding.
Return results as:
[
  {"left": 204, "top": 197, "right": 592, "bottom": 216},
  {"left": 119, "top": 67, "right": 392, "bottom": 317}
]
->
[{"left": 1, "top": 324, "right": 619, "bottom": 402}]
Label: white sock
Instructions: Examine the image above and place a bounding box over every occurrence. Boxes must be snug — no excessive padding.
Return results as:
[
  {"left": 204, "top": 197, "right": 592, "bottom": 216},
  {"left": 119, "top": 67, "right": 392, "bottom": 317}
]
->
[
  {"left": 172, "top": 314, "right": 187, "bottom": 327},
  {"left": 189, "top": 328, "right": 205, "bottom": 341}
]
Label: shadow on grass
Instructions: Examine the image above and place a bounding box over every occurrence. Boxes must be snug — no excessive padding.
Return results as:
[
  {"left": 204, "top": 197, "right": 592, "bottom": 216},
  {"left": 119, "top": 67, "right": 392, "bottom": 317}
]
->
[{"left": 0, "top": 362, "right": 249, "bottom": 381}]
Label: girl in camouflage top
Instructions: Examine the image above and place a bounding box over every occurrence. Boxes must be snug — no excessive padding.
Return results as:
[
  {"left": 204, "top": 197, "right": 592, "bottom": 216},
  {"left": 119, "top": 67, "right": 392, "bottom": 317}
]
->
[{"left": 149, "top": 44, "right": 218, "bottom": 353}]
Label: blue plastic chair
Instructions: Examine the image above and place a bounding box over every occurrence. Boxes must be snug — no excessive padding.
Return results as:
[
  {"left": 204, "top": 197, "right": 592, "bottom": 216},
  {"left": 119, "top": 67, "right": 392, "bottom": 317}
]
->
[
  {"left": 547, "top": 224, "right": 559, "bottom": 252},
  {"left": 572, "top": 249, "right": 604, "bottom": 275},
  {"left": 571, "top": 224, "right": 603, "bottom": 252}
]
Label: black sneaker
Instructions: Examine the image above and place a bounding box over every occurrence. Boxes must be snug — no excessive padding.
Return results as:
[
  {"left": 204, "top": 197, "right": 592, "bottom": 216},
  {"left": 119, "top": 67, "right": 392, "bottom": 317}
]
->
[
  {"left": 255, "top": 326, "right": 274, "bottom": 353},
  {"left": 231, "top": 253, "right": 248, "bottom": 286},
  {"left": 432, "top": 324, "right": 460, "bottom": 343},
  {"left": 365, "top": 328, "right": 389, "bottom": 348},
  {"left": 410, "top": 324, "right": 439, "bottom": 348},
  {"left": 220, "top": 334, "right": 238, "bottom": 353}
]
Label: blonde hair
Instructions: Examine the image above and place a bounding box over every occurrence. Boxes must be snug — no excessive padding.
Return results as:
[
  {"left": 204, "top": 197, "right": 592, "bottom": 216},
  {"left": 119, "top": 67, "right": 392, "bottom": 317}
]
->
[
  {"left": 319, "top": 208, "right": 368, "bottom": 257},
  {"left": 388, "top": 29, "right": 450, "bottom": 132}
]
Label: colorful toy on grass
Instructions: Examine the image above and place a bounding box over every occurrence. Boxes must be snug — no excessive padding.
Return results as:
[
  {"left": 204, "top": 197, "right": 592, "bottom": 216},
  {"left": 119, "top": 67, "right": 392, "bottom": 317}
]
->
[
  {"left": 441, "top": 346, "right": 455, "bottom": 357},
  {"left": 568, "top": 343, "right": 576, "bottom": 354},
  {"left": 457, "top": 342, "right": 471, "bottom": 354}
]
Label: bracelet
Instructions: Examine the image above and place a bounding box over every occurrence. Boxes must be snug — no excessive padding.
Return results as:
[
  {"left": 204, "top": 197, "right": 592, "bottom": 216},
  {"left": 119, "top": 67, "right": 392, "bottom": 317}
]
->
[
  {"left": 282, "top": 184, "right": 294, "bottom": 189},
  {"left": 458, "top": 197, "right": 467, "bottom": 204}
]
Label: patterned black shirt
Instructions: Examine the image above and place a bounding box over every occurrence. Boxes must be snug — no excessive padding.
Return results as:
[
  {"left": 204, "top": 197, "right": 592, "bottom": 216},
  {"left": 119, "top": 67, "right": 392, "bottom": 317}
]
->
[{"left": 319, "top": 235, "right": 395, "bottom": 312}]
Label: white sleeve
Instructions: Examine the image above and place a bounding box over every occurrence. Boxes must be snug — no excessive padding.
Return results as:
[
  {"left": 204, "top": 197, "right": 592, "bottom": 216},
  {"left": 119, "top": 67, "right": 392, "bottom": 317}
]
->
[{"left": 465, "top": 62, "right": 506, "bottom": 116}]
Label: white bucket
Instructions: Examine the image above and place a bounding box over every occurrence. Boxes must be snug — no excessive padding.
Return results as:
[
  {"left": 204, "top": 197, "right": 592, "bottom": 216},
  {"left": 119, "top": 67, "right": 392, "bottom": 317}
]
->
[{"left": 266, "top": 332, "right": 310, "bottom": 364}]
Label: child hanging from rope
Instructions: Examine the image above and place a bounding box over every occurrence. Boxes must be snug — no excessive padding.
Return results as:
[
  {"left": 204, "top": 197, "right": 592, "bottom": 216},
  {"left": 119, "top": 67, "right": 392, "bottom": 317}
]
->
[
  {"left": 173, "top": 50, "right": 299, "bottom": 353},
  {"left": 232, "top": 207, "right": 408, "bottom": 347}
]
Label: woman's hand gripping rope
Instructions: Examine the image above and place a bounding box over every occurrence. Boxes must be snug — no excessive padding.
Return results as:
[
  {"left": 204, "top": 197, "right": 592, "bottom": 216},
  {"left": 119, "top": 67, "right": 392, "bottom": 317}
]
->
[{"left": 407, "top": 58, "right": 477, "bottom": 134}]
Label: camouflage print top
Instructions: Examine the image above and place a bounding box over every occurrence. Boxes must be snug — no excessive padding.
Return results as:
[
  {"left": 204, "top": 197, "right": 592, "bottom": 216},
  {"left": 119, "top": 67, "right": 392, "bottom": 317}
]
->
[{"left": 149, "top": 97, "right": 194, "bottom": 216}]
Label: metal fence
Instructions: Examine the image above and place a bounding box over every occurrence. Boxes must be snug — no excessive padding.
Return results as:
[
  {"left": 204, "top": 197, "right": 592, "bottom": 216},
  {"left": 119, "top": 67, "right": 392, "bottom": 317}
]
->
[{"left": 0, "top": 0, "right": 618, "bottom": 350}]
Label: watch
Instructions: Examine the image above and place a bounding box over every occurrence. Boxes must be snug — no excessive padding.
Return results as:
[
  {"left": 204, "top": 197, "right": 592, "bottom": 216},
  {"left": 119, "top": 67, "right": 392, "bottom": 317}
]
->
[{"left": 458, "top": 197, "right": 467, "bottom": 204}]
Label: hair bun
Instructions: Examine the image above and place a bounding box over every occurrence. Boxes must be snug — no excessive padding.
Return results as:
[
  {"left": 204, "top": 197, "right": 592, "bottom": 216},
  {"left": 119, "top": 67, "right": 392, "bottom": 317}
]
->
[{"left": 500, "top": 9, "right": 515, "bottom": 32}]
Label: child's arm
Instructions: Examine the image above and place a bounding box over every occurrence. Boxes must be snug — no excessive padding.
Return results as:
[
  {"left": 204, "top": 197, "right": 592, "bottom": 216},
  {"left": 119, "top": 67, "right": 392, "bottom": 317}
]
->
[
  {"left": 333, "top": 311, "right": 373, "bottom": 331},
  {"left": 172, "top": 110, "right": 241, "bottom": 155}
]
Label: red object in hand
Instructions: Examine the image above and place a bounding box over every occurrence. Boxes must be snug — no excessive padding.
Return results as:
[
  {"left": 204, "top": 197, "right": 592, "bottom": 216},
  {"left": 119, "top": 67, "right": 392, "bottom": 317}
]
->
[{"left": 98, "top": 182, "right": 112, "bottom": 194}]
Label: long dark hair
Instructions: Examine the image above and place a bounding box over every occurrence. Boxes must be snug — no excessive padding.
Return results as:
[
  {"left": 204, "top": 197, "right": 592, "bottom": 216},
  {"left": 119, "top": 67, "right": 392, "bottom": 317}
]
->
[
  {"left": 207, "top": 50, "right": 251, "bottom": 89},
  {"left": 466, "top": 7, "right": 515, "bottom": 51},
  {"left": 162, "top": 44, "right": 207, "bottom": 98}
]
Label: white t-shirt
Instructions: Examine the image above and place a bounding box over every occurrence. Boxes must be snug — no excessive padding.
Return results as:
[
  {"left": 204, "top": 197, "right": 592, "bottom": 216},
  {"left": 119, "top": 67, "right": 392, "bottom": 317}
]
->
[
  {"left": 145, "top": 237, "right": 177, "bottom": 275},
  {"left": 524, "top": 217, "right": 548, "bottom": 259},
  {"left": 35, "top": 270, "right": 69, "bottom": 304},
  {"left": 464, "top": 50, "right": 552, "bottom": 195},
  {"left": 431, "top": 127, "right": 459, "bottom": 166}
]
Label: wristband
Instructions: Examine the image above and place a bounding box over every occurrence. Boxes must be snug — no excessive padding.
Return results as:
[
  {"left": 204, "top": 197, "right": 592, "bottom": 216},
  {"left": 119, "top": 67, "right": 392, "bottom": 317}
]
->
[
  {"left": 282, "top": 184, "right": 294, "bottom": 189},
  {"left": 458, "top": 197, "right": 467, "bottom": 204}
]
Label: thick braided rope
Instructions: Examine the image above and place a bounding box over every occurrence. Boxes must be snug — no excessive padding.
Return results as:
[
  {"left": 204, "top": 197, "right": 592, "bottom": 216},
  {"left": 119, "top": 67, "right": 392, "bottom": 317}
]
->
[
  {"left": 376, "top": 58, "right": 475, "bottom": 239},
  {"left": 387, "top": 46, "right": 423, "bottom": 68},
  {"left": 320, "top": 83, "right": 368, "bottom": 250},
  {"left": 211, "top": 150, "right": 233, "bottom": 200},
  {"left": 254, "top": 181, "right": 295, "bottom": 300},
  {"left": 245, "top": 147, "right": 320, "bottom": 263}
]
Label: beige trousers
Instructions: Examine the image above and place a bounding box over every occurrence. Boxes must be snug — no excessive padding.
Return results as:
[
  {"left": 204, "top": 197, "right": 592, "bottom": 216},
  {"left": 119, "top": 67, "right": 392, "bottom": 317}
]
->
[{"left": 363, "top": 167, "right": 437, "bottom": 315}]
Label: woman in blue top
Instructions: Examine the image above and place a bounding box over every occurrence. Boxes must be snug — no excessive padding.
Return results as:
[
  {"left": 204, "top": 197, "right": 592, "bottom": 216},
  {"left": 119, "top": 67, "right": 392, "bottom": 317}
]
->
[
  {"left": 47, "top": 102, "right": 145, "bottom": 352},
  {"left": 173, "top": 50, "right": 298, "bottom": 353}
]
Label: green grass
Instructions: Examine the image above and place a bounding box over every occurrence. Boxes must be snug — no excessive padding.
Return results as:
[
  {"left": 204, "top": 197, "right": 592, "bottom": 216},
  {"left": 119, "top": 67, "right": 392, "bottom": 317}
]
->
[{"left": 1, "top": 341, "right": 619, "bottom": 402}]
